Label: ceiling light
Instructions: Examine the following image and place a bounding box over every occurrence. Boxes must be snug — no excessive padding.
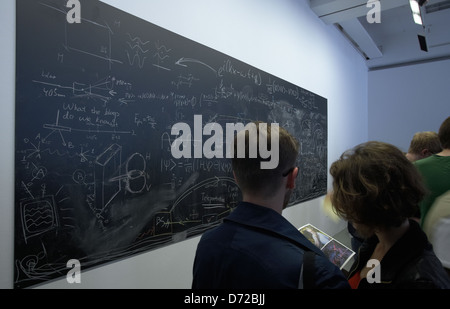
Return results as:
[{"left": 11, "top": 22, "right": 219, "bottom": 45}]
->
[
  {"left": 409, "top": 0, "right": 424, "bottom": 25},
  {"left": 410, "top": 0, "right": 420, "bottom": 14},
  {"left": 413, "top": 13, "right": 423, "bottom": 25}
]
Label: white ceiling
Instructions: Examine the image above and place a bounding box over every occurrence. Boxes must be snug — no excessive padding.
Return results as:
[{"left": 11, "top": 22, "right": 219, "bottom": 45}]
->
[{"left": 308, "top": 0, "right": 450, "bottom": 70}]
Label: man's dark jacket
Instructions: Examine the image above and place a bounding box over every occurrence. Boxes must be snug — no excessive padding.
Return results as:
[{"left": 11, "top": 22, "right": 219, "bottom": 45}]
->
[{"left": 192, "top": 202, "right": 350, "bottom": 289}]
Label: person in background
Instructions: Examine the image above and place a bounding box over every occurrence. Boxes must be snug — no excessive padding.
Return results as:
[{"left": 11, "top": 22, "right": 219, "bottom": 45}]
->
[
  {"left": 414, "top": 116, "right": 450, "bottom": 227},
  {"left": 423, "top": 190, "right": 450, "bottom": 277},
  {"left": 192, "top": 122, "right": 349, "bottom": 289},
  {"left": 405, "top": 131, "right": 442, "bottom": 220},
  {"left": 330, "top": 141, "right": 450, "bottom": 289},
  {"left": 405, "top": 131, "right": 442, "bottom": 162}
]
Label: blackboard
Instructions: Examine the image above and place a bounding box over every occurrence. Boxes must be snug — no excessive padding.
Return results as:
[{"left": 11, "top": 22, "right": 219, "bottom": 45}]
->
[{"left": 14, "top": 0, "right": 327, "bottom": 288}]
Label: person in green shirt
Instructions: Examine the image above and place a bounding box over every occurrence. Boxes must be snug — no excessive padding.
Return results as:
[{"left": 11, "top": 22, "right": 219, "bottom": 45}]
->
[{"left": 414, "top": 116, "right": 450, "bottom": 227}]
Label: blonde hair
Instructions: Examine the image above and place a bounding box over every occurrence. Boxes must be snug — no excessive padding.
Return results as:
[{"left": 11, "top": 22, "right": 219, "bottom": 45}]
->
[{"left": 408, "top": 131, "right": 442, "bottom": 155}]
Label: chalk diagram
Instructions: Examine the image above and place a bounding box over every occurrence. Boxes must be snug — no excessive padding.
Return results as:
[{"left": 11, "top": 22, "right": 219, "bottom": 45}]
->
[
  {"left": 20, "top": 196, "right": 58, "bottom": 244},
  {"left": 153, "top": 40, "right": 172, "bottom": 71},
  {"left": 126, "top": 33, "right": 150, "bottom": 69},
  {"left": 39, "top": 2, "right": 123, "bottom": 70}
]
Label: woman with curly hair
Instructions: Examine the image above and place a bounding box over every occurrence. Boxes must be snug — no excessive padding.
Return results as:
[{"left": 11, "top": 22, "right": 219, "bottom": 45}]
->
[{"left": 330, "top": 141, "right": 450, "bottom": 289}]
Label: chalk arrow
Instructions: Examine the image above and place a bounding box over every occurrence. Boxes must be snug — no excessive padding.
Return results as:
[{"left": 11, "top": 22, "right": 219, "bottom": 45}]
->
[
  {"left": 175, "top": 57, "right": 217, "bottom": 76},
  {"left": 118, "top": 98, "right": 134, "bottom": 105}
]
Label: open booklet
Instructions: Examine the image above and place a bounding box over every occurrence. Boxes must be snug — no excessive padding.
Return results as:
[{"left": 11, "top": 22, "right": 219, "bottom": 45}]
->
[{"left": 299, "top": 223, "right": 355, "bottom": 270}]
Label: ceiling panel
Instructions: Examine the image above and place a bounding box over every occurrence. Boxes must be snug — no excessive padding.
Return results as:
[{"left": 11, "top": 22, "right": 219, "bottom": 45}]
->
[{"left": 308, "top": 0, "right": 450, "bottom": 70}]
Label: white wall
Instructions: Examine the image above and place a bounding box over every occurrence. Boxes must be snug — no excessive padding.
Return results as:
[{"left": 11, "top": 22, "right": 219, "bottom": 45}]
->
[
  {"left": 368, "top": 60, "right": 450, "bottom": 153},
  {"left": 1, "top": 0, "right": 368, "bottom": 289},
  {"left": 0, "top": 0, "right": 16, "bottom": 291}
]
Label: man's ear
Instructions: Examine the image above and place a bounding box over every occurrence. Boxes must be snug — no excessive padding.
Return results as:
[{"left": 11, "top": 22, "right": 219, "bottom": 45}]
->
[
  {"left": 286, "top": 167, "right": 298, "bottom": 189},
  {"left": 421, "top": 148, "right": 431, "bottom": 158}
]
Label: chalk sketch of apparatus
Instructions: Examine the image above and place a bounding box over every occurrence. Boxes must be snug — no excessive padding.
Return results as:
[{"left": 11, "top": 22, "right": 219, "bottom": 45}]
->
[
  {"left": 40, "top": 2, "right": 122, "bottom": 70},
  {"left": 20, "top": 195, "right": 59, "bottom": 244},
  {"left": 42, "top": 110, "right": 72, "bottom": 146},
  {"left": 95, "top": 145, "right": 151, "bottom": 212},
  {"left": 32, "top": 73, "right": 128, "bottom": 107},
  {"left": 19, "top": 178, "right": 69, "bottom": 244}
]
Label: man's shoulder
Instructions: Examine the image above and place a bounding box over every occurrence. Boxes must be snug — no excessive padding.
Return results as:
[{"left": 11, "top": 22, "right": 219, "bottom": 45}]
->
[
  {"left": 414, "top": 154, "right": 437, "bottom": 166},
  {"left": 414, "top": 155, "right": 444, "bottom": 175}
]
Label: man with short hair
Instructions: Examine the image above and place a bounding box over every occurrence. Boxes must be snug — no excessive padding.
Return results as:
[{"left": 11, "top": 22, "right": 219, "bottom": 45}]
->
[{"left": 192, "top": 122, "right": 349, "bottom": 289}]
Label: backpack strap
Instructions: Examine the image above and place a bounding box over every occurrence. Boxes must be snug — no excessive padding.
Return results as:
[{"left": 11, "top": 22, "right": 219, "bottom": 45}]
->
[{"left": 298, "top": 251, "right": 316, "bottom": 289}]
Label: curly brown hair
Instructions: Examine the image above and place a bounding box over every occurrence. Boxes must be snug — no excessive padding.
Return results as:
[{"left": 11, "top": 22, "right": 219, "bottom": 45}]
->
[{"left": 330, "top": 141, "right": 426, "bottom": 231}]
